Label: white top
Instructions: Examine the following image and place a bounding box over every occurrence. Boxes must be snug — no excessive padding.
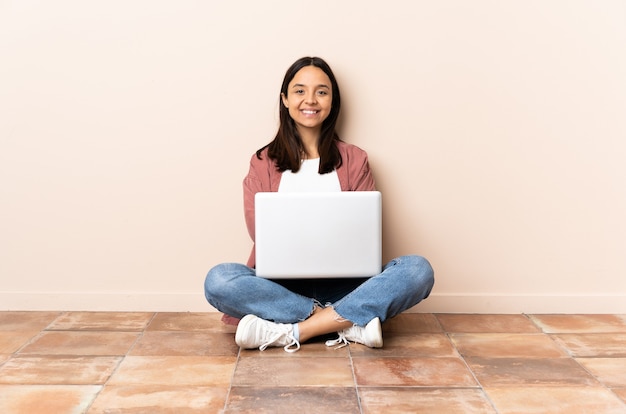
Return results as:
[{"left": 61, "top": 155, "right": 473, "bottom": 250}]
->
[{"left": 278, "top": 158, "right": 341, "bottom": 192}]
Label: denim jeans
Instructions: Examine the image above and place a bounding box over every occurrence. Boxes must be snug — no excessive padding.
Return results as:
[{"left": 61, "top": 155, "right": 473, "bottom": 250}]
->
[{"left": 204, "top": 255, "right": 434, "bottom": 327}]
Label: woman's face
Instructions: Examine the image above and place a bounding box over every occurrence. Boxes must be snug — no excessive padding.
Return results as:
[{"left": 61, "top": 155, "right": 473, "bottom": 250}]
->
[{"left": 281, "top": 65, "right": 333, "bottom": 136}]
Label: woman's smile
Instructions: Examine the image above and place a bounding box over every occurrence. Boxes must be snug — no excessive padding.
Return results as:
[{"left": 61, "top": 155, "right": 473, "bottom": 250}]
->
[{"left": 301, "top": 109, "right": 320, "bottom": 116}]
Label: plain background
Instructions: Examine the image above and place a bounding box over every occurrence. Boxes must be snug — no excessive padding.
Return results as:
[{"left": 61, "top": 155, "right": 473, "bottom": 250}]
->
[{"left": 1, "top": 1, "right": 625, "bottom": 312}]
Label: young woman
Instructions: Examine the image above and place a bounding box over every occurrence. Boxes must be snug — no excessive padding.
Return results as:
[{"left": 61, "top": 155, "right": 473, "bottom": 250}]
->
[{"left": 204, "top": 57, "right": 434, "bottom": 352}]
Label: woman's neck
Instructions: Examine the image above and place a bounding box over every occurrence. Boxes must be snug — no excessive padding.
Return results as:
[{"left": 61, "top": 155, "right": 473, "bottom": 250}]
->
[{"left": 298, "top": 128, "right": 321, "bottom": 159}]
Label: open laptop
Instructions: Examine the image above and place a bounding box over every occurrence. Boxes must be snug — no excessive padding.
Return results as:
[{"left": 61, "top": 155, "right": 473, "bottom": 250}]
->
[{"left": 254, "top": 191, "right": 382, "bottom": 278}]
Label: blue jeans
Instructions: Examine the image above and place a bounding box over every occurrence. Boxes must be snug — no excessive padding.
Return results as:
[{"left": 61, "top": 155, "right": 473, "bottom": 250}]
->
[{"left": 204, "top": 255, "right": 434, "bottom": 327}]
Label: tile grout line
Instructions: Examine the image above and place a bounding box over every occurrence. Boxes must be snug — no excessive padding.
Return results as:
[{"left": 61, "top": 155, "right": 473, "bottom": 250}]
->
[
  {"left": 526, "top": 312, "right": 626, "bottom": 398},
  {"left": 347, "top": 344, "right": 364, "bottom": 414},
  {"left": 435, "top": 314, "right": 501, "bottom": 414},
  {"left": 2, "top": 312, "right": 626, "bottom": 411},
  {"left": 221, "top": 344, "right": 242, "bottom": 413},
  {"left": 9, "top": 311, "right": 67, "bottom": 357},
  {"left": 547, "top": 330, "right": 626, "bottom": 401},
  {"left": 82, "top": 311, "right": 158, "bottom": 413}
]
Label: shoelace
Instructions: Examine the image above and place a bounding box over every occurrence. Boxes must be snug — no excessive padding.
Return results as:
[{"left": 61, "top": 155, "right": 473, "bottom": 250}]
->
[
  {"left": 325, "top": 332, "right": 350, "bottom": 350},
  {"left": 258, "top": 326, "right": 301, "bottom": 353}
]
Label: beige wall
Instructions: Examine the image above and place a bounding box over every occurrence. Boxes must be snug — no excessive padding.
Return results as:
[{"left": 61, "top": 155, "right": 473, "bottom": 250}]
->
[{"left": 1, "top": 1, "right": 625, "bottom": 313}]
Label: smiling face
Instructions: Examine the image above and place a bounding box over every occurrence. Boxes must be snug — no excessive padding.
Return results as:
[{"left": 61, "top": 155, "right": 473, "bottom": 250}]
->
[{"left": 281, "top": 65, "right": 333, "bottom": 138}]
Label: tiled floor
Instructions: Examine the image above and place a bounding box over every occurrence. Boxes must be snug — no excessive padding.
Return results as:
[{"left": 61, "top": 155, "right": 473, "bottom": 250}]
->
[{"left": 1, "top": 312, "right": 625, "bottom": 413}]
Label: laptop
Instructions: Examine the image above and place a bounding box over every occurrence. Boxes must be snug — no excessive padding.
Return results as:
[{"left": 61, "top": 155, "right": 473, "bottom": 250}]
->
[{"left": 254, "top": 191, "right": 382, "bottom": 278}]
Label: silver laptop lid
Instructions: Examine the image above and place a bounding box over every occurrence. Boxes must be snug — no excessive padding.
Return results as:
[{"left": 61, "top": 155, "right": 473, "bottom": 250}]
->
[{"left": 254, "top": 191, "right": 382, "bottom": 278}]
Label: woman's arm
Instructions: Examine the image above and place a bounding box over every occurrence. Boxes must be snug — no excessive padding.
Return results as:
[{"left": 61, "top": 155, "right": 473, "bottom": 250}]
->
[
  {"left": 242, "top": 151, "right": 277, "bottom": 242},
  {"left": 243, "top": 163, "right": 262, "bottom": 242},
  {"left": 337, "top": 141, "right": 376, "bottom": 191},
  {"left": 352, "top": 152, "right": 376, "bottom": 191}
]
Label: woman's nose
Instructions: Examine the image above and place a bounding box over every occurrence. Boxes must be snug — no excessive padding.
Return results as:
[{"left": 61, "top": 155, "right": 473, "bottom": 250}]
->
[{"left": 304, "top": 92, "right": 317, "bottom": 104}]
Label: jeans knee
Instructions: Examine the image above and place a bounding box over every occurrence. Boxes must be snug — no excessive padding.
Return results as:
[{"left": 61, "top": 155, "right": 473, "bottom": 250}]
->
[
  {"left": 204, "top": 263, "right": 237, "bottom": 302},
  {"left": 404, "top": 255, "right": 435, "bottom": 292},
  {"left": 203, "top": 268, "right": 217, "bottom": 302}
]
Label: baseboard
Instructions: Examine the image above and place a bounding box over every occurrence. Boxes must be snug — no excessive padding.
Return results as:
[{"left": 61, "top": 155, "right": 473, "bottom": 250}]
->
[
  {"left": 408, "top": 293, "right": 626, "bottom": 314},
  {"left": 2, "top": 291, "right": 625, "bottom": 314},
  {"left": 0, "top": 292, "right": 214, "bottom": 312}
]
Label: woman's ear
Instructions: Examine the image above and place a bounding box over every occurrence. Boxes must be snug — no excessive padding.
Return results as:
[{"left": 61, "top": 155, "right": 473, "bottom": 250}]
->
[{"left": 281, "top": 93, "right": 288, "bottom": 108}]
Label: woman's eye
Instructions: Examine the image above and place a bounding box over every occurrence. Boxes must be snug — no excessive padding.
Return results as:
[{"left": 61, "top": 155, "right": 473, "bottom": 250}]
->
[
  {"left": 295, "top": 89, "right": 304, "bottom": 94},
  {"left": 317, "top": 90, "right": 328, "bottom": 96}
]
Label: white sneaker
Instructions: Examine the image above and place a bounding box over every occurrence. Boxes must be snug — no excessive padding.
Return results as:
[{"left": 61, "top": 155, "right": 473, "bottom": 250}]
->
[
  {"left": 235, "top": 314, "right": 301, "bottom": 353},
  {"left": 325, "top": 317, "right": 383, "bottom": 349}
]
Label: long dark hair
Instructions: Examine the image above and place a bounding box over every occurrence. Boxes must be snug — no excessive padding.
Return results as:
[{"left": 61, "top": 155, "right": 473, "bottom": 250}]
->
[{"left": 256, "top": 56, "right": 342, "bottom": 174}]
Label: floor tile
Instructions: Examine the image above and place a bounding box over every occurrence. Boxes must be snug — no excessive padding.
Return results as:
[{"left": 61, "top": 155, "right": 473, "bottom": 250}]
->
[
  {"left": 129, "top": 331, "right": 238, "bottom": 356},
  {"left": 437, "top": 314, "right": 540, "bottom": 333},
  {"left": 450, "top": 333, "right": 567, "bottom": 358},
  {"left": 2, "top": 311, "right": 625, "bottom": 413},
  {"left": 0, "top": 312, "right": 61, "bottom": 331},
  {"left": 576, "top": 358, "right": 626, "bottom": 387},
  {"left": 359, "top": 387, "right": 497, "bottom": 414},
  {"left": 107, "top": 356, "right": 236, "bottom": 386},
  {"left": 147, "top": 312, "right": 235, "bottom": 333},
  {"left": 0, "top": 356, "right": 121, "bottom": 385},
  {"left": 613, "top": 388, "right": 626, "bottom": 404},
  {"left": 551, "top": 333, "right": 626, "bottom": 357},
  {"left": 233, "top": 356, "right": 355, "bottom": 387},
  {"left": 465, "top": 357, "right": 599, "bottom": 387},
  {"left": 0, "top": 384, "right": 101, "bottom": 414},
  {"left": 18, "top": 331, "right": 140, "bottom": 356},
  {"left": 47, "top": 312, "right": 154, "bottom": 331},
  {"left": 383, "top": 313, "right": 443, "bottom": 333},
  {"left": 226, "top": 386, "right": 360, "bottom": 413},
  {"left": 87, "top": 385, "right": 228, "bottom": 413},
  {"left": 0, "top": 331, "right": 40, "bottom": 353},
  {"left": 485, "top": 386, "right": 626, "bottom": 414},
  {"left": 529, "top": 314, "right": 626, "bottom": 333},
  {"left": 353, "top": 357, "right": 476, "bottom": 387},
  {"left": 349, "top": 333, "right": 458, "bottom": 357},
  {"left": 240, "top": 340, "right": 350, "bottom": 357}
]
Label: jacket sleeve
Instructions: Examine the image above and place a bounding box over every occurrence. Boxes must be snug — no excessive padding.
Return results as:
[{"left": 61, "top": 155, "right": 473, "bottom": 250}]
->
[
  {"left": 243, "top": 157, "right": 263, "bottom": 242},
  {"left": 352, "top": 151, "right": 376, "bottom": 191},
  {"left": 340, "top": 142, "right": 376, "bottom": 191},
  {"left": 243, "top": 150, "right": 278, "bottom": 242}
]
